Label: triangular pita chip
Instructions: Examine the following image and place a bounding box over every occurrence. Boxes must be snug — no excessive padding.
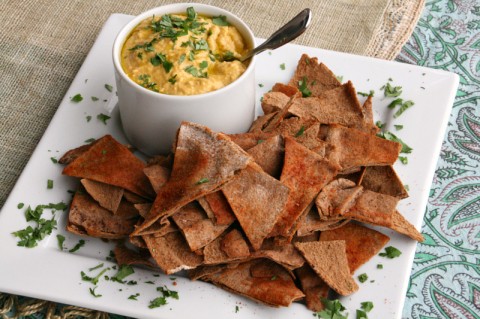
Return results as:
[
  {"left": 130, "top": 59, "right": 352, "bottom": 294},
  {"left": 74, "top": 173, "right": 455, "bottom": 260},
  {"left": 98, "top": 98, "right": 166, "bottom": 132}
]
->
[
  {"left": 320, "top": 222, "right": 390, "bottom": 273},
  {"left": 171, "top": 202, "right": 229, "bottom": 251},
  {"left": 247, "top": 135, "right": 284, "bottom": 177},
  {"left": 252, "top": 238, "right": 305, "bottom": 270},
  {"left": 295, "top": 264, "right": 330, "bottom": 312},
  {"left": 133, "top": 122, "right": 252, "bottom": 235},
  {"left": 249, "top": 113, "right": 277, "bottom": 132},
  {"left": 202, "top": 191, "right": 236, "bottom": 225},
  {"left": 294, "top": 240, "right": 359, "bottom": 296},
  {"left": 203, "top": 259, "right": 304, "bottom": 307},
  {"left": 391, "top": 210, "right": 424, "bottom": 242},
  {"left": 222, "top": 164, "right": 290, "bottom": 250},
  {"left": 62, "top": 135, "right": 154, "bottom": 198},
  {"left": 143, "top": 164, "right": 170, "bottom": 193},
  {"left": 114, "top": 245, "right": 156, "bottom": 269},
  {"left": 228, "top": 131, "right": 274, "bottom": 150},
  {"left": 80, "top": 179, "right": 123, "bottom": 213},
  {"left": 288, "top": 54, "right": 341, "bottom": 96},
  {"left": 261, "top": 92, "right": 290, "bottom": 115},
  {"left": 271, "top": 137, "right": 340, "bottom": 236},
  {"left": 143, "top": 231, "right": 203, "bottom": 274},
  {"left": 343, "top": 190, "right": 399, "bottom": 227},
  {"left": 361, "top": 165, "right": 409, "bottom": 199},
  {"left": 296, "top": 207, "right": 350, "bottom": 236},
  {"left": 68, "top": 190, "right": 138, "bottom": 239},
  {"left": 315, "top": 178, "right": 363, "bottom": 220},
  {"left": 203, "top": 229, "right": 250, "bottom": 265}
]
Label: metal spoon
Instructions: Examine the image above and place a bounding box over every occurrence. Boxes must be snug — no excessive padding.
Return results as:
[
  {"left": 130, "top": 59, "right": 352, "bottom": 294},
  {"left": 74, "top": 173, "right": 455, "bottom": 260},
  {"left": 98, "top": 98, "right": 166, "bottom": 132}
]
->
[{"left": 240, "top": 8, "right": 312, "bottom": 62}]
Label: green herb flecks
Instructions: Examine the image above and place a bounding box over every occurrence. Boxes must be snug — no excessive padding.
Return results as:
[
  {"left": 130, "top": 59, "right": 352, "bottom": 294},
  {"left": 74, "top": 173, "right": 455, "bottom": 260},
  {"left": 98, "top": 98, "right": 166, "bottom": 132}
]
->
[
  {"left": 145, "top": 280, "right": 155, "bottom": 284},
  {"left": 394, "top": 124, "right": 403, "bottom": 130},
  {"left": 168, "top": 74, "right": 178, "bottom": 84},
  {"left": 361, "top": 301, "right": 374, "bottom": 312},
  {"left": 394, "top": 100, "right": 414, "bottom": 118},
  {"left": 298, "top": 76, "right": 312, "bottom": 97},
  {"left": 258, "top": 83, "right": 264, "bottom": 88},
  {"left": 129, "top": 38, "right": 158, "bottom": 52},
  {"left": 47, "top": 179, "right": 53, "bottom": 189},
  {"left": 377, "top": 131, "right": 413, "bottom": 154},
  {"left": 149, "top": 296, "right": 167, "bottom": 308},
  {"left": 179, "top": 53, "right": 186, "bottom": 64},
  {"left": 104, "top": 84, "right": 113, "bottom": 92},
  {"left": 387, "top": 98, "right": 403, "bottom": 109},
  {"left": 56, "top": 234, "right": 65, "bottom": 250},
  {"left": 196, "top": 178, "right": 209, "bottom": 185},
  {"left": 12, "top": 202, "right": 68, "bottom": 248},
  {"left": 81, "top": 267, "right": 110, "bottom": 285},
  {"left": 357, "top": 90, "right": 374, "bottom": 97},
  {"left": 84, "top": 138, "right": 96, "bottom": 144},
  {"left": 212, "top": 15, "right": 230, "bottom": 26},
  {"left": 17, "top": 203, "right": 24, "bottom": 209},
  {"left": 128, "top": 293, "right": 140, "bottom": 300},
  {"left": 97, "top": 113, "right": 111, "bottom": 125},
  {"left": 336, "top": 75, "right": 343, "bottom": 83},
  {"left": 184, "top": 65, "right": 207, "bottom": 78},
  {"left": 358, "top": 273, "right": 368, "bottom": 283},
  {"left": 379, "top": 246, "right": 402, "bottom": 258},
  {"left": 91, "top": 96, "right": 99, "bottom": 101},
  {"left": 150, "top": 53, "right": 174, "bottom": 73},
  {"left": 69, "top": 239, "right": 85, "bottom": 253},
  {"left": 235, "top": 305, "right": 239, "bottom": 313},
  {"left": 383, "top": 82, "right": 402, "bottom": 97},
  {"left": 280, "top": 63, "right": 286, "bottom": 70},
  {"left": 71, "top": 94, "right": 83, "bottom": 103},
  {"left": 399, "top": 156, "right": 408, "bottom": 164},
  {"left": 50, "top": 157, "right": 58, "bottom": 164},
  {"left": 157, "top": 285, "right": 179, "bottom": 299},
  {"left": 314, "top": 299, "right": 348, "bottom": 319},
  {"left": 377, "top": 264, "right": 383, "bottom": 269},
  {"left": 295, "top": 126, "right": 305, "bottom": 137},
  {"left": 89, "top": 263, "right": 104, "bottom": 271},
  {"left": 86, "top": 115, "right": 92, "bottom": 122},
  {"left": 138, "top": 74, "right": 159, "bottom": 92},
  {"left": 111, "top": 264, "right": 135, "bottom": 283},
  {"left": 89, "top": 286, "right": 102, "bottom": 298}
]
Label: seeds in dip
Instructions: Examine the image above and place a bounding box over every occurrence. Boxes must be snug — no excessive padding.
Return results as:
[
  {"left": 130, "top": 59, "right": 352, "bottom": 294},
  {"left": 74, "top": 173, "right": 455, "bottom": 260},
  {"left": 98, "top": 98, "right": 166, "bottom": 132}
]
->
[{"left": 121, "top": 7, "right": 249, "bottom": 96}]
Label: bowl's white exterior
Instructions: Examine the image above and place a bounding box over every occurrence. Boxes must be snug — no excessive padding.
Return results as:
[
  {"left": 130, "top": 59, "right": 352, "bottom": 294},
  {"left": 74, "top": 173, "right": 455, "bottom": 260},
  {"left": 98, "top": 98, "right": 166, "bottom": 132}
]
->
[{"left": 113, "top": 3, "right": 256, "bottom": 155}]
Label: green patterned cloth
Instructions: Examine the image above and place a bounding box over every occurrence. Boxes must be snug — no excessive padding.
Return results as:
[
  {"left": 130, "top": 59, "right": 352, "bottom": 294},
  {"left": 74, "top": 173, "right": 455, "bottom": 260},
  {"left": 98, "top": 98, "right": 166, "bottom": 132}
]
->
[{"left": 397, "top": 0, "right": 480, "bottom": 318}]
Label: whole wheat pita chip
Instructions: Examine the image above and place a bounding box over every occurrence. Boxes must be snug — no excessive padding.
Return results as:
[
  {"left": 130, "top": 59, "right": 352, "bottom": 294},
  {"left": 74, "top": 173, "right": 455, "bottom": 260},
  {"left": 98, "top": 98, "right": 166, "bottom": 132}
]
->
[
  {"left": 202, "top": 191, "right": 236, "bottom": 225},
  {"left": 188, "top": 265, "right": 226, "bottom": 281},
  {"left": 252, "top": 238, "right": 305, "bottom": 270},
  {"left": 324, "top": 124, "right": 402, "bottom": 170},
  {"left": 272, "top": 82, "right": 301, "bottom": 97},
  {"left": 132, "top": 122, "right": 252, "bottom": 235},
  {"left": 315, "top": 178, "right": 363, "bottom": 220},
  {"left": 296, "top": 207, "right": 350, "bottom": 236},
  {"left": 80, "top": 179, "right": 123, "bottom": 213},
  {"left": 361, "top": 165, "right": 409, "bottom": 199},
  {"left": 361, "top": 96, "right": 380, "bottom": 135},
  {"left": 203, "top": 259, "right": 304, "bottom": 307},
  {"left": 68, "top": 190, "right": 139, "bottom": 239},
  {"left": 59, "top": 142, "right": 95, "bottom": 165},
  {"left": 288, "top": 82, "right": 374, "bottom": 133},
  {"left": 271, "top": 137, "right": 340, "bottom": 236},
  {"left": 143, "top": 164, "right": 170, "bottom": 193},
  {"left": 203, "top": 229, "right": 251, "bottom": 265},
  {"left": 114, "top": 245, "right": 156, "bottom": 269},
  {"left": 228, "top": 131, "right": 274, "bottom": 150},
  {"left": 143, "top": 231, "right": 203, "bottom": 274},
  {"left": 263, "top": 96, "right": 298, "bottom": 133},
  {"left": 343, "top": 190, "right": 399, "bottom": 227},
  {"left": 391, "top": 210, "right": 424, "bottom": 242},
  {"left": 295, "top": 264, "right": 330, "bottom": 312},
  {"left": 249, "top": 113, "right": 278, "bottom": 133},
  {"left": 123, "top": 190, "right": 149, "bottom": 204},
  {"left": 288, "top": 54, "right": 341, "bottom": 96},
  {"left": 294, "top": 240, "right": 359, "bottom": 296},
  {"left": 171, "top": 202, "right": 229, "bottom": 251},
  {"left": 62, "top": 135, "right": 154, "bottom": 198},
  {"left": 247, "top": 135, "right": 284, "bottom": 178},
  {"left": 222, "top": 163, "right": 290, "bottom": 250},
  {"left": 261, "top": 92, "right": 290, "bottom": 115},
  {"left": 320, "top": 222, "right": 390, "bottom": 273}
]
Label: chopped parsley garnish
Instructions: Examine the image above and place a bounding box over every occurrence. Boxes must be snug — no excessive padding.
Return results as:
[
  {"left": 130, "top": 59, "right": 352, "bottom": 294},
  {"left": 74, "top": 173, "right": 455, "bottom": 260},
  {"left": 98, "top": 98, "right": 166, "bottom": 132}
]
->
[
  {"left": 221, "top": 51, "right": 236, "bottom": 62},
  {"left": 357, "top": 90, "right": 375, "bottom": 97},
  {"left": 383, "top": 82, "right": 402, "bottom": 97},
  {"left": 235, "top": 305, "right": 239, "bottom": 313},
  {"left": 104, "top": 84, "right": 113, "bottom": 92},
  {"left": 196, "top": 178, "right": 209, "bottom": 185},
  {"left": 169, "top": 277, "right": 176, "bottom": 280},
  {"left": 377, "top": 131, "right": 413, "bottom": 154},
  {"left": 295, "top": 126, "right": 305, "bottom": 137},
  {"left": 128, "top": 293, "right": 140, "bottom": 300},
  {"left": 47, "top": 179, "right": 53, "bottom": 189},
  {"left": 89, "top": 263, "right": 104, "bottom": 271},
  {"left": 394, "top": 124, "right": 403, "bottom": 130},
  {"left": 145, "top": 280, "right": 155, "bottom": 284},
  {"left": 375, "top": 120, "right": 384, "bottom": 129},
  {"left": 84, "top": 138, "right": 96, "bottom": 144},
  {"left": 194, "top": 39, "right": 209, "bottom": 51},
  {"left": 377, "top": 264, "right": 383, "bottom": 269},
  {"left": 138, "top": 74, "right": 158, "bottom": 92},
  {"left": 394, "top": 100, "right": 414, "bottom": 118},
  {"left": 404, "top": 184, "right": 410, "bottom": 191},
  {"left": 212, "top": 15, "right": 230, "bottom": 26},
  {"left": 150, "top": 53, "right": 174, "bottom": 73},
  {"left": 298, "top": 76, "right": 312, "bottom": 97},
  {"left": 179, "top": 53, "right": 186, "bottom": 64},
  {"left": 149, "top": 296, "right": 167, "bottom": 308},
  {"left": 91, "top": 96, "right": 99, "bottom": 101},
  {"left": 157, "top": 285, "right": 179, "bottom": 299},
  {"left": 129, "top": 38, "right": 158, "bottom": 52},
  {"left": 356, "top": 309, "right": 368, "bottom": 319},
  {"left": 199, "top": 60, "right": 208, "bottom": 69},
  {"left": 68, "top": 239, "right": 85, "bottom": 253},
  {"left": 71, "top": 94, "right": 83, "bottom": 103},
  {"left": 258, "top": 83, "right": 264, "bottom": 88},
  {"left": 50, "top": 157, "right": 58, "bottom": 163},
  {"left": 12, "top": 202, "right": 67, "bottom": 248},
  {"left": 280, "top": 63, "right": 286, "bottom": 70},
  {"left": 336, "top": 75, "right": 343, "bottom": 83},
  {"left": 184, "top": 65, "right": 207, "bottom": 78},
  {"left": 137, "top": 52, "right": 143, "bottom": 59},
  {"left": 86, "top": 115, "right": 92, "bottom": 122},
  {"left": 358, "top": 273, "right": 368, "bottom": 283},
  {"left": 81, "top": 267, "right": 110, "bottom": 285},
  {"left": 270, "top": 275, "right": 277, "bottom": 280},
  {"left": 56, "top": 234, "right": 65, "bottom": 250},
  {"left": 361, "top": 301, "right": 374, "bottom": 312},
  {"left": 168, "top": 74, "right": 178, "bottom": 84},
  {"left": 97, "top": 113, "right": 111, "bottom": 125},
  {"left": 314, "top": 299, "right": 348, "bottom": 319},
  {"left": 257, "top": 139, "right": 265, "bottom": 144},
  {"left": 89, "top": 286, "right": 102, "bottom": 298},
  {"left": 379, "top": 246, "right": 402, "bottom": 258},
  {"left": 17, "top": 203, "right": 24, "bottom": 209},
  {"left": 111, "top": 264, "right": 135, "bottom": 283},
  {"left": 387, "top": 98, "right": 403, "bottom": 109},
  {"left": 399, "top": 156, "right": 408, "bottom": 164}
]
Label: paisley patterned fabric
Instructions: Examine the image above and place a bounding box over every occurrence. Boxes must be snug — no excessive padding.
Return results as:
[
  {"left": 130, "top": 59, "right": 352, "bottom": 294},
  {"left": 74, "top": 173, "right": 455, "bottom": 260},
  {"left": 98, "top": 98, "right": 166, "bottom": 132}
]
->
[{"left": 397, "top": 0, "right": 480, "bottom": 318}]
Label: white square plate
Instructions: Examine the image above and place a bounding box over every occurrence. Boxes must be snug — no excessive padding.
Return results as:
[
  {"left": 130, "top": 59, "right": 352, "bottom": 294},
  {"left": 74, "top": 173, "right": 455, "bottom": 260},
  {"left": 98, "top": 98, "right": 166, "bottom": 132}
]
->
[{"left": 0, "top": 14, "right": 458, "bottom": 319}]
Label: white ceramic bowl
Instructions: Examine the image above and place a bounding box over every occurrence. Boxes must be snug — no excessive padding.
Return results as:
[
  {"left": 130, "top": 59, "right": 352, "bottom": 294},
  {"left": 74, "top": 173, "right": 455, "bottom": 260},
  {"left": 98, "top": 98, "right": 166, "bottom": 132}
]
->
[{"left": 113, "top": 3, "right": 256, "bottom": 155}]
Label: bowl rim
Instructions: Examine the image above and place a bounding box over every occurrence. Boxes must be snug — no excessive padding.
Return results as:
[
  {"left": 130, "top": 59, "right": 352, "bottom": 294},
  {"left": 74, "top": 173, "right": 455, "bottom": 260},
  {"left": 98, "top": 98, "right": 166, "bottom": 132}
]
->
[{"left": 112, "top": 2, "right": 256, "bottom": 100}]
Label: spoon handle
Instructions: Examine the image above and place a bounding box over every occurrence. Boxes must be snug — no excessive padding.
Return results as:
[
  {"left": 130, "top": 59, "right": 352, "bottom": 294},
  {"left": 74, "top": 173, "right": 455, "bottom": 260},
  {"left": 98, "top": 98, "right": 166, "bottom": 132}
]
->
[{"left": 241, "top": 8, "right": 312, "bottom": 62}]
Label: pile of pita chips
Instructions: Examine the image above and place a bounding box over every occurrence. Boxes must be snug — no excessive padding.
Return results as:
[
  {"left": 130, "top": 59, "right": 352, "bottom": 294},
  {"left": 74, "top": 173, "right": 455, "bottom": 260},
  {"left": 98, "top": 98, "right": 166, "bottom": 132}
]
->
[{"left": 60, "top": 54, "right": 423, "bottom": 311}]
